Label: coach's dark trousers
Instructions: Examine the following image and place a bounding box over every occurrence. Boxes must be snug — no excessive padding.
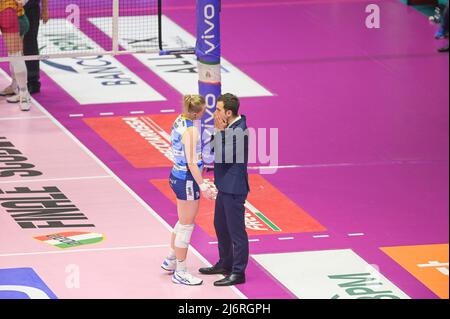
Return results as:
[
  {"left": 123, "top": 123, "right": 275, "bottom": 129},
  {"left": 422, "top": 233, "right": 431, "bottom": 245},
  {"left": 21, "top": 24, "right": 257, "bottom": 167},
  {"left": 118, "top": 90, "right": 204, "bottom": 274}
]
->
[
  {"left": 214, "top": 191, "right": 249, "bottom": 275},
  {"left": 24, "top": 3, "right": 41, "bottom": 88}
]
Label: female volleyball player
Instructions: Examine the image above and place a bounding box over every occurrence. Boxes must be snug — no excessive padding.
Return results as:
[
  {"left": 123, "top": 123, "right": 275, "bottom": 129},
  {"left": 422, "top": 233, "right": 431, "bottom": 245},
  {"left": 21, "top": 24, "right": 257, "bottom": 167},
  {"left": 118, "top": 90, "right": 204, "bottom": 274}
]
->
[
  {"left": 0, "top": 0, "right": 31, "bottom": 111},
  {"left": 161, "top": 94, "right": 214, "bottom": 286}
]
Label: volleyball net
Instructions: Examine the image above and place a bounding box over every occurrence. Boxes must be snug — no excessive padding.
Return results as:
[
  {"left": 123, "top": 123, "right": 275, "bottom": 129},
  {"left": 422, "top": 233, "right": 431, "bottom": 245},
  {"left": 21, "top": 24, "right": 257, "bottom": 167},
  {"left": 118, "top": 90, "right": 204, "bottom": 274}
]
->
[{"left": 0, "top": 0, "right": 197, "bottom": 62}]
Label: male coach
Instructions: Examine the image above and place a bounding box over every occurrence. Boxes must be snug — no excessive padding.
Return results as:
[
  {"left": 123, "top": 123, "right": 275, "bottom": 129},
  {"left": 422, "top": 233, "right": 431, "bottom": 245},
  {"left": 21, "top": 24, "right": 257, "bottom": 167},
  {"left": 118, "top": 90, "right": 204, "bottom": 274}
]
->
[{"left": 199, "top": 93, "right": 250, "bottom": 286}]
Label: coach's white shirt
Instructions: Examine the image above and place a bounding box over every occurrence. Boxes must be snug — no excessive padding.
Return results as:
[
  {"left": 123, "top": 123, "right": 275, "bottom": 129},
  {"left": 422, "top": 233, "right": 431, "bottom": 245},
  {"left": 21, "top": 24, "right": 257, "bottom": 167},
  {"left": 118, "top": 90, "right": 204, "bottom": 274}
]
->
[{"left": 227, "top": 115, "right": 242, "bottom": 128}]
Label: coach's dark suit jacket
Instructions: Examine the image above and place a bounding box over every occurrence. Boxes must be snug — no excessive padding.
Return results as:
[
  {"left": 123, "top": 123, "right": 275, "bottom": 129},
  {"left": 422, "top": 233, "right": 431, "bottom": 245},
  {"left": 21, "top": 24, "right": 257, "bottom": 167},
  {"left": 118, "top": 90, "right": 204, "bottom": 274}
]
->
[
  {"left": 213, "top": 115, "right": 250, "bottom": 195},
  {"left": 210, "top": 115, "right": 250, "bottom": 275}
]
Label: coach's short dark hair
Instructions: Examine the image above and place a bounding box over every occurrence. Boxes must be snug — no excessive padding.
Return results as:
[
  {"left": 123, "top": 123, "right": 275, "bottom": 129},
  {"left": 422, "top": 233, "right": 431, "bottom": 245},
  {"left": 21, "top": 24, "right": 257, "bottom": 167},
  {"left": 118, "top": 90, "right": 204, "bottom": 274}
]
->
[{"left": 218, "top": 93, "right": 240, "bottom": 116}]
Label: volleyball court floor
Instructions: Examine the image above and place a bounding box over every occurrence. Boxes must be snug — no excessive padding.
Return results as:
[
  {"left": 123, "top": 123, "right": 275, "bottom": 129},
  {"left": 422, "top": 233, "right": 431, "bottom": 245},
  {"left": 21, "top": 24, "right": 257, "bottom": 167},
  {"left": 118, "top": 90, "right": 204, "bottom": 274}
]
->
[{"left": 0, "top": 0, "right": 448, "bottom": 299}]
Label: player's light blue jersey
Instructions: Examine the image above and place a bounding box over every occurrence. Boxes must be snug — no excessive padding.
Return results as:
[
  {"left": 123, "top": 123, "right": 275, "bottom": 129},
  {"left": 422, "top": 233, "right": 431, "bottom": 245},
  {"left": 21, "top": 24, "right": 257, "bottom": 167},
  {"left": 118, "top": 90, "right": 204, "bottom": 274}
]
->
[{"left": 170, "top": 115, "right": 204, "bottom": 180}]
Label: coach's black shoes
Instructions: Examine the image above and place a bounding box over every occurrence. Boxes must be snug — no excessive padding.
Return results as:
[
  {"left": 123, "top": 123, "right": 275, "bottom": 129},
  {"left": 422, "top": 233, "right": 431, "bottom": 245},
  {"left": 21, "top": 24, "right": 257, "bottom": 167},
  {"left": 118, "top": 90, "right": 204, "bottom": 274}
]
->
[
  {"left": 214, "top": 274, "right": 246, "bottom": 287},
  {"left": 199, "top": 265, "right": 231, "bottom": 275}
]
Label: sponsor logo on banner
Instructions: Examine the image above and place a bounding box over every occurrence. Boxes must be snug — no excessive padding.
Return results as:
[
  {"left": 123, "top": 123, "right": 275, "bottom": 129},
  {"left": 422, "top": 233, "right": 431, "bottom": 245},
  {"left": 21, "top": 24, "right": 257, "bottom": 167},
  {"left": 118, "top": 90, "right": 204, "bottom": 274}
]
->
[
  {"left": 89, "top": 15, "right": 273, "bottom": 97},
  {"left": 34, "top": 231, "right": 105, "bottom": 249},
  {"left": 381, "top": 244, "right": 449, "bottom": 299},
  {"left": 253, "top": 249, "right": 410, "bottom": 299},
  {"left": 151, "top": 174, "right": 326, "bottom": 236},
  {"left": 0, "top": 268, "right": 57, "bottom": 299},
  {"left": 0, "top": 186, "right": 95, "bottom": 229},
  {"left": 38, "top": 19, "right": 165, "bottom": 105},
  {"left": 84, "top": 114, "right": 177, "bottom": 168}
]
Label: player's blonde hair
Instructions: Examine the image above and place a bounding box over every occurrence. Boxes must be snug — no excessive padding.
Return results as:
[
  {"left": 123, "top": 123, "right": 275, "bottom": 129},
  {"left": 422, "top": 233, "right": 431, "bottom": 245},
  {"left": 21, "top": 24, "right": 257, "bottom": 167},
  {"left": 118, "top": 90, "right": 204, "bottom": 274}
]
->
[{"left": 183, "top": 94, "right": 205, "bottom": 117}]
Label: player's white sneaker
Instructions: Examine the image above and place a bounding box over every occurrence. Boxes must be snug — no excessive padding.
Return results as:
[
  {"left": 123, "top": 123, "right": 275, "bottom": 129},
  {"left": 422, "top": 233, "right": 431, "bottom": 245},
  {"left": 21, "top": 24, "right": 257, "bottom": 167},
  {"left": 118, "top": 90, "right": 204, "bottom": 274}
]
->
[
  {"left": 7, "top": 91, "right": 31, "bottom": 111},
  {"left": 12, "top": 91, "right": 31, "bottom": 112},
  {"left": 6, "top": 92, "right": 20, "bottom": 103},
  {"left": 0, "top": 84, "right": 16, "bottom": 96},
  {"left": 161, "top": 257, "right": 176, "bottom": 273},
  {"left": 172, "top": 271, "right": 203, "bottom": 286}
]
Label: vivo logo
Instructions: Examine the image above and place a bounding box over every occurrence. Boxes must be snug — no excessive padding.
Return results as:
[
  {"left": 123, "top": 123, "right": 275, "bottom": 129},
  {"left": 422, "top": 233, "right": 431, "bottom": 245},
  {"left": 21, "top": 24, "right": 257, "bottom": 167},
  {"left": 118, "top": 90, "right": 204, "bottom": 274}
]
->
[
  {"left": 202, "top": 4, "right": 217, "bottom": 55},
  {"left": 203, "top": 93, "right": 216, "bottom": 129}
]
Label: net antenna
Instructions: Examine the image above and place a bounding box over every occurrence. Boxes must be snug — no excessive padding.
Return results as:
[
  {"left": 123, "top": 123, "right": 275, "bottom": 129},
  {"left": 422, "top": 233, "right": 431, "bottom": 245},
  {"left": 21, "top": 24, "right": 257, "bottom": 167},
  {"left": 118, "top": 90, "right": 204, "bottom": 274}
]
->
[{"left": 158, "top": 0, "right": 195, "bottom": 56}]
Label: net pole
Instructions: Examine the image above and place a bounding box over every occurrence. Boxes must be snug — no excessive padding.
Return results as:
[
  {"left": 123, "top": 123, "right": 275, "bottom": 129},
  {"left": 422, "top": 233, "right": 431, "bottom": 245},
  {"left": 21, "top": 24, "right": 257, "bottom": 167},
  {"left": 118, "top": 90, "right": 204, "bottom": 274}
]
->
[
  {"left": 196, "top": 0, "right": 222, "bottom": 165},
  {"left": 112, "top": 0, "right": 120, "bottom": 54}
]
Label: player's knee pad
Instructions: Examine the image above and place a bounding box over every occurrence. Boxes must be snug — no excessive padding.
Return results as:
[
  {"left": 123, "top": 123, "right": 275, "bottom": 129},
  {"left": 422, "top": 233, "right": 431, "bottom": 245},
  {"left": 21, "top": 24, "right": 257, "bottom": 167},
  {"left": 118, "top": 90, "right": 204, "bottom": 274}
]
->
[
  {"left": 9, "top": 53, "right": 26, "bottom": 75},
  {"left": 174, "top": 223, "right": 195, "bottom": 249},
  {"left": 12, "top": 61, "right": 26, "bottom": 75}
]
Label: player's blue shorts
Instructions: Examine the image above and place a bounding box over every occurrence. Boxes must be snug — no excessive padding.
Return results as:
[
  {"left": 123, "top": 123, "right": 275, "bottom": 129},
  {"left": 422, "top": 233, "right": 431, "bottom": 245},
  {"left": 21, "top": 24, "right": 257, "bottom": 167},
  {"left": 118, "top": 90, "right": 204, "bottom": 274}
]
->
[{"left": 169, "top": 171, "right": 200, "bottom": 201}]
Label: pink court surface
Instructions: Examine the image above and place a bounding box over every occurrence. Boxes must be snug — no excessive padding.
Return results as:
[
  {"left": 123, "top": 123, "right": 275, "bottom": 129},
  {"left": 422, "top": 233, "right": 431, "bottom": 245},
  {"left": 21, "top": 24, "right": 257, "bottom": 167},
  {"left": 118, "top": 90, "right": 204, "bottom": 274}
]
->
[{"left": 0, "top": 0, "right": 448, "bottom": 299}]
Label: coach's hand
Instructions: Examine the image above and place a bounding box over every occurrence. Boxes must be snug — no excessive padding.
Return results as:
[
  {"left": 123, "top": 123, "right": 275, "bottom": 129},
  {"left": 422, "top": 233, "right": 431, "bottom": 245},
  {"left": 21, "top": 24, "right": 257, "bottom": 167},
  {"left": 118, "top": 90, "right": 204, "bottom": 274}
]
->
[{"left": 214, "top": 111, "right": 228, "bottom": 131}]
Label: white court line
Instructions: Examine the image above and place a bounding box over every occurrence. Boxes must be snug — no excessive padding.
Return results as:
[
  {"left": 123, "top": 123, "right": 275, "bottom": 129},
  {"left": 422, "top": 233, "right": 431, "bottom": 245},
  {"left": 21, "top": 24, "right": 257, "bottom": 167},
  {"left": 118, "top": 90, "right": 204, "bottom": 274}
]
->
[
  {"left": 278, "top": 237, "right": 294, "bottom": 241},
  {"left": 0, "top": 67, "right": 245, "bottom": 299},
  {"left": 348, "top": 233, "right": 365, "bottom": 237},
  {"left": 313, "top": 235, "right": 330, "bottom": 238},
  {"left": 209, "top": 239, "right": 260, "bottom": 244},
  {"left": 418, "top": 262, "right": 449, "bottom": 268},
  {"left": 69, "top": 114, "right": 84, "bottom": 118},
  {"left": 0, "top": 116, "right": 48, "bottom": 121},
  {"left": 249, "top": 165, "right": 301, "bottom": 170},
  {"left": 249, "top": 160, "right": 441, "bottom": 171},
  {"left": 100, "top": 112, "right": 114, "bottom": 116},
  {"left": 0, "top": 175, "right": 113, "bottom": 184},
  {"left": 130, "top": 111, "right": 145, "bottom": 114},
  {"left": 160, "top": 109, "right": 175, "bottom": 113},
  {"left": 0, "top": 244, "right": 170, "bottom": 258}
]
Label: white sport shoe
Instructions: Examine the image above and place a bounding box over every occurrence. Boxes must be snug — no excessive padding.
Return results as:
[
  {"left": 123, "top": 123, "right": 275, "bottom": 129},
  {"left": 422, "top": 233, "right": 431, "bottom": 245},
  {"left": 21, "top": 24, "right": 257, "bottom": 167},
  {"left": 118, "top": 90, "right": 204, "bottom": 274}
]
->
[
  {"left": 0, "top": 84, "right": 17, "bottom": 96},
  {"left": 8, "top": 91, "right": 31, "bottom": 112},
  {"left": 6, "top": 92, "right": 20, "bottom": 104},
  {"left": 172, "top": 271, "right": 203, "bottom": 286},
  {"left": 19, "top": 91, "right": 31, "bottom": 112},
  {"left": 161, "top": 258, "right": 176, "bottom": 273}
]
